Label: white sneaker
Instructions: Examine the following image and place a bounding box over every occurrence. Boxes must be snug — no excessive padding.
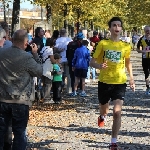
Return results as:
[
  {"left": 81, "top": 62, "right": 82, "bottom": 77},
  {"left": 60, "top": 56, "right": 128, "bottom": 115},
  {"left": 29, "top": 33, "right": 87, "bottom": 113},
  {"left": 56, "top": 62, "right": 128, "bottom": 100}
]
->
[{"left": 85, "top": 79, "right": 90, "bottom": 83}]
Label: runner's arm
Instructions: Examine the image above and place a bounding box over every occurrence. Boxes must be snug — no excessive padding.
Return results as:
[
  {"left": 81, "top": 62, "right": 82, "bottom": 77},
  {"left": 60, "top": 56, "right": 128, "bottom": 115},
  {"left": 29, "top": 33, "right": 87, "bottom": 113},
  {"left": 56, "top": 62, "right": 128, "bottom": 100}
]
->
[
  {"left": 125, "top": 58, "right": 134, "bottom": 80},
  {"left": 125, "top": 58, "right": 135, "bottom": 91},
  {"left": 90, "top": 58, "right": 101, "bottom": 69},
  {"left": 136, "top": 38, "right": 142, "bottom": 53},
  {"left": 90, "top": 58, "right": 107, "bottom": 69}
]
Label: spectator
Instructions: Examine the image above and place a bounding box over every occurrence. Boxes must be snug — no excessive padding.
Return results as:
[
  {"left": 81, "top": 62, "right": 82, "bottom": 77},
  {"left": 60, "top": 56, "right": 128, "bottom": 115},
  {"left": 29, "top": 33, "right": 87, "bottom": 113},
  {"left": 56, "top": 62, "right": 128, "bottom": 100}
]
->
[
  {"left": 27, "top": 27, "right": 33, "bottom": 43},
  {"left": 125, "top": 32, "right": 131, "bottom": 43},
  {"left": 99, "top": 32, "right": 104, "bottom": 41},
  {"left": 90, "top": 31, "right": 100, "bottom": 45},
  {"left": 32, "top": 27, "right": 45, "bottom": 101},
  {"left": 0, "top": 27, "right": 12, "bottom": 150},
  {"left": 45, "top": 30, "right": 51, "bottom": 38},
  {"left": 104, "top": 31, "right": 111, "bottom": 39},
  {"left": 87, "top": 31, "right": 100, "bottom": 82},
  {"left": 51, "top": 30, "right": 60, "bottom": 54},
  {"left": 132, "top": 31, "right": 140, "bottom": 50},
  {"left": 40, "top": 38, "right": 56, "bottom": 102},
  {"left": 0, "top": 27, "right": 6, "bottom": 47},
  {"left": 71, "top": 40, "right": 90, "bottom": 97},
  {"left": 0, "top": 29, "right": 43, "bottom": 150},
  {"left": 32, "top": 27, "right": 45, "bottom": 55},
  {"left": 55, "top": 28, "right": 72, "bottom": 90},
  {"left": 52, "top": 53, "right": 63, "bottom": 104},
  {"left": 52, "top": 30, "right": 59, "bottom": 40},
  {"left": 0, "top": 21, "right": 12, "bottom": 48},
  {"left": 66, "top": 32, "right": 84, "bottom": 94}
]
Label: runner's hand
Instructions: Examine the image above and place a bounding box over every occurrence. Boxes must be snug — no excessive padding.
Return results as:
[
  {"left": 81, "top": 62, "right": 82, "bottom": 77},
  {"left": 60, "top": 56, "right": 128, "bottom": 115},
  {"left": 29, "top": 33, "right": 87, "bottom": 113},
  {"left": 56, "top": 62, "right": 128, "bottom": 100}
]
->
[
  {"left": 142, "top": 46, "right": 150, "bottom": 53},
  {"left": 99, "top": 61, "right": 108, "bottom": 69},
  {"left": 129, "top": 79, "right": 135, "bottom": 92}
]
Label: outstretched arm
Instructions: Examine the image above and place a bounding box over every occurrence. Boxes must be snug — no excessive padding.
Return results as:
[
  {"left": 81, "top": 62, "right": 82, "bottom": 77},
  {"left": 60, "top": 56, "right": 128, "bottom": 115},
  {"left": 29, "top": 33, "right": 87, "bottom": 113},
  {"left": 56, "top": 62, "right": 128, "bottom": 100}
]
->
[{"left": 125, "top": 58, "right": 135, "bottom": 91}]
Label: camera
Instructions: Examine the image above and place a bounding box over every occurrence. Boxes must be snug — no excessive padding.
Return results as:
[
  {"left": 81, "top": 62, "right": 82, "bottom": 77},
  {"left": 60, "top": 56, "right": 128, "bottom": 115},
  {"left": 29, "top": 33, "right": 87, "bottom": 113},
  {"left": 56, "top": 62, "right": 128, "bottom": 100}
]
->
[{"left": 25, "top": 44, "right": 32, "bottom": 52}]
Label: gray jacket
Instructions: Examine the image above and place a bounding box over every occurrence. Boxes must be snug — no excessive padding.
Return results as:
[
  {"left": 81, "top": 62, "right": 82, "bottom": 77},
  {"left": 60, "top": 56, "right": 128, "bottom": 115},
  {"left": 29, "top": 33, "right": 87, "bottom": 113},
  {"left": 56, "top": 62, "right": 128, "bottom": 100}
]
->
[{"left": 0, "top": 46, "right": 43, "bottom": 106}]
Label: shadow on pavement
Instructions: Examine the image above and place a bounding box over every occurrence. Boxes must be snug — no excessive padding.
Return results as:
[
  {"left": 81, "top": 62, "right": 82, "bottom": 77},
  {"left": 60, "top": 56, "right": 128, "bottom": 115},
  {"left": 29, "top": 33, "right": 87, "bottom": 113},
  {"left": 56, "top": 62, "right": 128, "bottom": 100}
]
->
[
  {"left": 27, "top": 139, "right": 68, "bottom": 150},
  {"left": 36, "top": 125, "right": 150, "bottom": 138}
]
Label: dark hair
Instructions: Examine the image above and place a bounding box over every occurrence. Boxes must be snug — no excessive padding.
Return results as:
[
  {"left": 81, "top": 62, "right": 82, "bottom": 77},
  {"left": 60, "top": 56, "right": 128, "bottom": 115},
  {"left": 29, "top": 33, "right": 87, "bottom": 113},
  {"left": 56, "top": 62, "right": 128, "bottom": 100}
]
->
[
  {"left": 45, "top": 38, "right": 55, "bottom": 47},
  {"left": 108, "top": 17, "right": 123, "bottom": 28},
  {"left": 54, "top": 53, "right": 61, "bottom": 59},
  {"left": 0, "top": 21, "right": 9, "bottom": 32},
  {"left": 35, "top": 27, "right": 42, "bottom": 37},
  {"left": 52, "top": 30, "right": 59, "bottom": 39},
  {"left": 82, "top": 40, "right": 89, "bottom": 46}
]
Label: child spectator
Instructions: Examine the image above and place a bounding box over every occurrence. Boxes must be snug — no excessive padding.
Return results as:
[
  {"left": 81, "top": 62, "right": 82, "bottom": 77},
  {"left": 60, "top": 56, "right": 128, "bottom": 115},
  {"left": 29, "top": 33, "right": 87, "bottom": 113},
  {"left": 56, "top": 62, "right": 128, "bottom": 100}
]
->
[
  {"left": 71, "top": 40, "right": 90, "bottom": 97},
  {"left": 52, "top": 53, "right": 63, "bottom": 103}
]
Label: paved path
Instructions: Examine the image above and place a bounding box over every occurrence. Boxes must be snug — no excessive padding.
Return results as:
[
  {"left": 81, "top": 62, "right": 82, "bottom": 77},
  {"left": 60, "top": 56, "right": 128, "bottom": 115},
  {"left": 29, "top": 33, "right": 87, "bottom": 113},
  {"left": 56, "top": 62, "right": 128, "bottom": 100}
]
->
[{"left": 27, "top": 51, "right": 150, "bottom": 150}]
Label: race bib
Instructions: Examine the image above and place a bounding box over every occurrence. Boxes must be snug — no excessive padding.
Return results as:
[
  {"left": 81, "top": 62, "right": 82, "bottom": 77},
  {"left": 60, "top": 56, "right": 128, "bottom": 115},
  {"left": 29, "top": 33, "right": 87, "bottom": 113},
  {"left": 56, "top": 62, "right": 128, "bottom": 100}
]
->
[{"left": 105, "top": 50, "right": 121, "bottom": 63}]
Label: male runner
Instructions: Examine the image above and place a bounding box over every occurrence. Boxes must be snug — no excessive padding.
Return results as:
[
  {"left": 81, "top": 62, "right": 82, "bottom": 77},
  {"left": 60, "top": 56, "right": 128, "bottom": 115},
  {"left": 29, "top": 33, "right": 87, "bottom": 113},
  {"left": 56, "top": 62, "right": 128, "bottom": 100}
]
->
[
  {"left": 137, "top": 26, "right": 150, "bottom": 95},
  {"left": 90, "top": 17, "right": 135, "bottom": 149}
]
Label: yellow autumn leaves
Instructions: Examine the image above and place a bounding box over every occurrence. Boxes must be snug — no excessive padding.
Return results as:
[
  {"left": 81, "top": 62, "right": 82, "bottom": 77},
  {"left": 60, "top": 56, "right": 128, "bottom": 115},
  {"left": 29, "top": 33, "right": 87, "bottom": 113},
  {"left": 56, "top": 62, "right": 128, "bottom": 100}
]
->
[{"left": 30, "top": 0, "right": 150, "bottom": 29}]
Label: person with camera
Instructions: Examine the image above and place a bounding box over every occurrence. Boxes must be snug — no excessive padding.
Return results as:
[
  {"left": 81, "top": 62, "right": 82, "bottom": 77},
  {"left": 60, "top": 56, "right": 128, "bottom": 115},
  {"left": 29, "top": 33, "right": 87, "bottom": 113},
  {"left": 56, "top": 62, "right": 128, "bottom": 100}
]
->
[{"left": 0, "top": 29, "right": 43, "bottom": 150}]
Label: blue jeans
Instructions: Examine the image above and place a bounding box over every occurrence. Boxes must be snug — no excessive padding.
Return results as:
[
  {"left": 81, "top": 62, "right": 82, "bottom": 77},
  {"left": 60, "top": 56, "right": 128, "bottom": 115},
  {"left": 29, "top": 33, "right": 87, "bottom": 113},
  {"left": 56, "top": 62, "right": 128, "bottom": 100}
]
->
[
  {"left": 87, "top": 67, "right": 95, "bottom": 80},
  {"left": 0, "top": 102, "right": 29, "bottom": 150}
]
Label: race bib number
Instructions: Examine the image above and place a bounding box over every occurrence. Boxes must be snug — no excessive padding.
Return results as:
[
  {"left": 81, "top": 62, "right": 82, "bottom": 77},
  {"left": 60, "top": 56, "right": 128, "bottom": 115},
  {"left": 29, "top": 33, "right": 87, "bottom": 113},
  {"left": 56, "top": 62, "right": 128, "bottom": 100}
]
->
[{"left": 105, "top": 50, "right": 121, "bottom": 63}]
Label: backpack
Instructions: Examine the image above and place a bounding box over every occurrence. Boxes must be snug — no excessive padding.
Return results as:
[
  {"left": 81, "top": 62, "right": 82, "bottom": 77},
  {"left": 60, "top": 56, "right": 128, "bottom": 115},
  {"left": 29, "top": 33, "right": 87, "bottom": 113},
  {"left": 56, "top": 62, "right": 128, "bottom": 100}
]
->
[
  {"left": 41, "top": 47, "right": 53, "bottom": 80},
  {"left": 40, "top": 47, "right": 49, "bottom": 63}
]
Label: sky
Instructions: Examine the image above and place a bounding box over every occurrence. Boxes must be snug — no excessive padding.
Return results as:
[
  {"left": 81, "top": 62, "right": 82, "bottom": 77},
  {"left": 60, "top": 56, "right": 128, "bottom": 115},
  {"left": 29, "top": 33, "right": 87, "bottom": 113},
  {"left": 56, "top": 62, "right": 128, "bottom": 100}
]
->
[
  {"left": 8, "top": 1, "right": 34, "bottom": 10},
  {"left": 20, "top": 1, "right": 34, "bottom": 9}
]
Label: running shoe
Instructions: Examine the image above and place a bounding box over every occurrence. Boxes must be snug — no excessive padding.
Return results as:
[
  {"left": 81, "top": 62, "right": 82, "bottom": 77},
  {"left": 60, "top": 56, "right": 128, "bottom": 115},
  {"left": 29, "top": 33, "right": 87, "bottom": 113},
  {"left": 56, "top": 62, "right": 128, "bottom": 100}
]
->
[
  {"left": 145, "top": 88, "right": 150, "bottom": 95},
  {"left": 79, "top": 92, "right": 87, "bottom": 97},
  {"left": 109, "top": 143, "right": 120, "bottom": 150},
  {"left": 98, "top": 116, "right": 105, "bottom": 127},
  {"left": 70, "top": 92, "right": 77, "bottom": 97}
]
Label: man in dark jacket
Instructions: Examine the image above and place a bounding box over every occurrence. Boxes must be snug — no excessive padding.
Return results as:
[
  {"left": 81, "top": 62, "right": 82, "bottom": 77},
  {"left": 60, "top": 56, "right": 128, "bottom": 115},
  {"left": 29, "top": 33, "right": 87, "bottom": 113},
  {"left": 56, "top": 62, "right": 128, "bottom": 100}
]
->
[
  {"left": 66, "top": 33, "right": 84, "bottom": 94},
  {"left": 32, "top": 27, "right": 45, "bottom": 56},
  {"left": 0, "top": 29, "right": 43, "bottom": 150}
]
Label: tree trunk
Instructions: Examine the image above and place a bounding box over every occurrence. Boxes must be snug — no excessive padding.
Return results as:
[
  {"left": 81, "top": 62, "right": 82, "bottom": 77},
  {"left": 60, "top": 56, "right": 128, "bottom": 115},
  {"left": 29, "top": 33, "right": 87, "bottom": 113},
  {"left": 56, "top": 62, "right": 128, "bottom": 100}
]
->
[{"left": 11, "top": 0, "right": 20, "bottom": 37}]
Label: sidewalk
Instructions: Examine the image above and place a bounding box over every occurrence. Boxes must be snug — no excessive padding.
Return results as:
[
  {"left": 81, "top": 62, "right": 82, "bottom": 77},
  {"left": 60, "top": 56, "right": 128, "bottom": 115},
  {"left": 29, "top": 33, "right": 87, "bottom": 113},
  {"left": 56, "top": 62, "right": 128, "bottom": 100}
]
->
[{"left": 27, "top": 51, "right": 150, "bottom": 150}]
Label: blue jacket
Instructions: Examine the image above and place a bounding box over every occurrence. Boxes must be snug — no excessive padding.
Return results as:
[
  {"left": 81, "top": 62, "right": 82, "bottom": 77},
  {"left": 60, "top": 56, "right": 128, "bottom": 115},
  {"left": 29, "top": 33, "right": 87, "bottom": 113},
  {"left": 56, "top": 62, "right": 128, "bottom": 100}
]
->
[{"left": 72, "top": 46, "right": 90, "bottom": 69}]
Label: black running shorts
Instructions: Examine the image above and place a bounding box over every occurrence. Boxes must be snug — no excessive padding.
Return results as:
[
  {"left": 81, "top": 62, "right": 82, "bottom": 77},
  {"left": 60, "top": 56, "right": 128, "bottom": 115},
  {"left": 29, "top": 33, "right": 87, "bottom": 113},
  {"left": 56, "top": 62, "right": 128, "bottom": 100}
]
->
[
  {"left": 74, "top": 68, "right": 88, "bottom": 78},
  {"left": 98, "top": 81, "right": 127, "bottom": 105}
]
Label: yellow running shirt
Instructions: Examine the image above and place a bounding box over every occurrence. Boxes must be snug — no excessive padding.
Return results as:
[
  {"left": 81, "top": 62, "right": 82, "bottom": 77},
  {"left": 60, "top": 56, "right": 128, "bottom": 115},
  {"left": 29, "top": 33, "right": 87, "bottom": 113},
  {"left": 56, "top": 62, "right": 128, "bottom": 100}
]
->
[{"left": 93, "top": 39, "right": 131, "bottom": 84}]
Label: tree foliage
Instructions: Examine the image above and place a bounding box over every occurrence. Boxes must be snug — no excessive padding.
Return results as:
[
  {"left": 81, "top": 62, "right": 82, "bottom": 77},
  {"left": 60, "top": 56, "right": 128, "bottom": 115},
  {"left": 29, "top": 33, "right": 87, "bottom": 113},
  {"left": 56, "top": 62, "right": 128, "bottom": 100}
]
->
[{"left": 7, "top": 0, "right": 150, "bottom": 31}]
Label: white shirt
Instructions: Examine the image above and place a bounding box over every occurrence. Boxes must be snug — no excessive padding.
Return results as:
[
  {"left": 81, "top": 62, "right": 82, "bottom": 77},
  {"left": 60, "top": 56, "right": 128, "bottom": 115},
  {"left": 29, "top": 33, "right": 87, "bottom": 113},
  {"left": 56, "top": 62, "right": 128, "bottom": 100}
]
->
[
  {"left": 41, "top": 46, "right": 53, "bottom": 79},
  {"left": 55, "top": 37, "right": 72, "bottom": 63},
  {"left": 125, "top": 37, "right": 131, "bottom": 43},
  {"left": 120, "top": 36, "right": 126, "bottom": 41},
  {"left": 83, "top": 37, "right": 93, "bottom": 51}
]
